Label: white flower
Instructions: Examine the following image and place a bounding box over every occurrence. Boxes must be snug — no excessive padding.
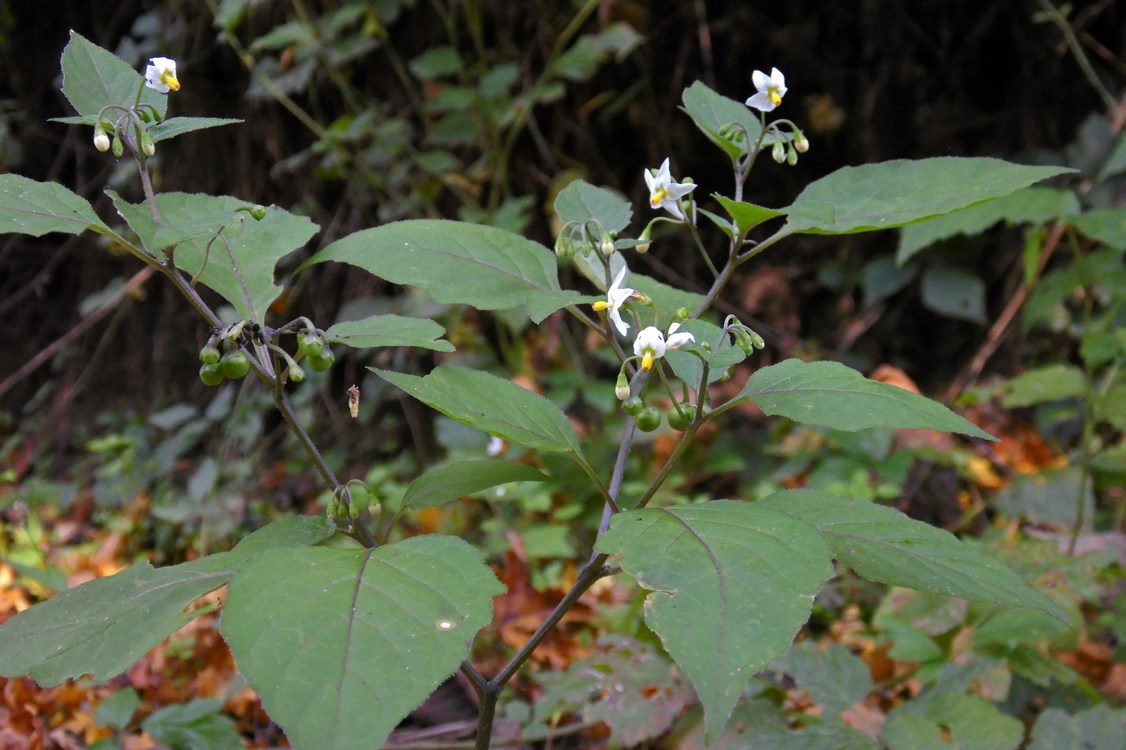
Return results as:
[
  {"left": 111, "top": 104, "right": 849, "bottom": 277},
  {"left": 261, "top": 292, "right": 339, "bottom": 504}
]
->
[
  {"left": 145, "top": 57, "right": 180, "bottom": 93},
  {"left": 746, "top": 67, "right": 786, "bottom": 112},
  {"left": 665, "top": 322, "right": 695, "bottom": 350},
  {"left": 592, "top": 266, "right": 635, "bottom": 336},
  {"left": 633, "top": 322, "right": 695, "bottom": 371},
  {"left": 644, "top": 158, "right": 696, "bottom": 222}
]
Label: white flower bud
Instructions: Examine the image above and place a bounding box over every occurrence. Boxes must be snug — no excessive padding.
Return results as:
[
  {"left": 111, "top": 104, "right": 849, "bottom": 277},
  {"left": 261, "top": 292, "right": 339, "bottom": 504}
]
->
[
  {"left": 772, "top": 142, "right": 786, "bottom": 163},
  {"left": 93, "top": 126, "right": 110, "bottom": 152}
]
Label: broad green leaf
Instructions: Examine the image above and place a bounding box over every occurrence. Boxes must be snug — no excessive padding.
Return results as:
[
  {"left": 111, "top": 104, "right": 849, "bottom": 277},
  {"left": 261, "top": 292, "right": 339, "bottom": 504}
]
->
[
  {"left": 324, "top": 314, "right": 454, "bottom": 352},
  {"left": 408, "top": 46, "right": 462, "bottom": 80},
  {"left": 401, "top": 459, "right": 547, "bottom": 512},
  {"left": 681, "top": 81, "right": 764, "bottom": 160},
  {"left": 1099, "top": 133, "right": 1126, "bottom": 181},
  {"left": 59, "top": 31, "right": 168, "bottom": 122},
  {"left": 739, "top": 359, "right": 995, "bottom": 439},
  {"left": 95, "top": 687, "right": 141, "bottom": 731},
  {"left": 757, "top": 490, "right": 1069, "bottom": 621},
  {"left": 141, "top": 698, "right": 242, "bottom": 750},
  {"left": 630, "top": 273, "right": 706, "bottom": 325},
  {"left": 897, "top": 186, "right": 1080, "bottom": 264},
  {"left": 221, "top": 537, "right": 504, "bottom": 750},
  {"left": 884, "top": 693, "right": 1022, "bottom": 750},
  {"left": 554, "top": 179, "right": 632, "bottom": 234},
  {"left": 771, "top": 641, "right": 872, "bottom": 717},
  {"left": 596, "top": 500, "right": 834, "bottom": 743},
  {"left": 1071, "top": 207, "right": 1126, "bottom": 250},
  {"left": 111, "top": 192, "right": 318, "bottom": 322},
  {"left": 0, "top": 174, "right": 110, "bottom": 236},
  {"left": 535, "top": 637, "right": 692, "bottom": 748},
  {"left": 0, "top": 516, "right": 332, "bottom": 685},
  {"left": 1001, "top": 363, "right": 1087, "bottom": 407},
  {"left": 783, "top": 158, "right": 1072, "bottom": 235},
  {"left": 753, "top": 724, "right": 879, "bottom": 750},
  {"left": 1028, "top": 705, "right": 1126, "bottom": 750},
  {"left": 150, "top": 117, "right": 243, "bottom": 143},
  {"left": 301, "top": 219, "right": 584, "bottom": 324},
  {"left": 920, "top": 265, "right": 987, "bottom": 324},
  {"left": 714, "top": 195, "right": 785, "bottom": 235},
  {"left": 375, "top": 366, "right": 583, "bottom": 456},
  {"left": 665, "top": 319, "right": 746, "bottom": 387},
  {"left": 861, "top": 254, "right": 919, "bottom": 307}
]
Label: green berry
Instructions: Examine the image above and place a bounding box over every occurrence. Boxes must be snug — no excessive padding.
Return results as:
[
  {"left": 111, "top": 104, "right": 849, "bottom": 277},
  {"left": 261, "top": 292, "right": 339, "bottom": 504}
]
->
[
  {"left": 199, "top": 362, "right": 224, "bottom": 387},
  {"left": 307, "top": 348, "right": 335, "bottom": 372},
  {"left": 199, "top": 344, "right": 221, "bottom": 364},
  {"left": 635, "top": 407, "right": 661, "bottom": 432},
  {"left": 667, "top": 404, "right": 693, "bottom": 431},
  {"left": 622, "top": 396, "right": 644, "bottom": 417},
  {"left": 220, "top": 350, "right": 251, "bottom": 379},
  {"left": 297, "top": 332, "right": 326, "bottom": 359}
]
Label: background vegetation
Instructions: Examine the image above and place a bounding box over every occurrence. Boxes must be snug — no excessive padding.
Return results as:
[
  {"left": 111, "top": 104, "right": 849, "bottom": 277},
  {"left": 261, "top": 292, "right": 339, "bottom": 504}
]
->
[{"left": 1, "top": 1, "right": 1124, "bottom": 748}]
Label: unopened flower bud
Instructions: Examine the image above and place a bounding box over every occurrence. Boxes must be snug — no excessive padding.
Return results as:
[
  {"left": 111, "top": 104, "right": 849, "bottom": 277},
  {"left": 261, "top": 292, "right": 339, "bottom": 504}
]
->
[
  {"left": 111, "top": 134, "right": 124, "bottom": 157},
  {"left": 786, "top": 146, "right": 798, "bottom": 166},
  {"left": 600, "top": 232, "right": 615, "bottom": 256},
  {"left": 140, "top": 130, "right": 155, "bottom": 157},
  {"left": 772, "top": 142, "right": 786, "bottom": 163},
  {"left": 249, "top": 204, "right": 267, "bottom": 220},
  {"left": 93, "top": 126, "right": 110, "bottom": 152},
  {"left": 615, "top": 370, "right": 631, "bottom": 401},
  {"left": 554, "top": 233, "right": 574, "bottom": 260},
  {"left": 675, "top": 307, "right": 691, "bottom": 321},
  {"left": 795, "top": 135, "right": 809, "bottom": 153},
  {"left": 636, "top": 223, "right": 653, "bottom": 254}
]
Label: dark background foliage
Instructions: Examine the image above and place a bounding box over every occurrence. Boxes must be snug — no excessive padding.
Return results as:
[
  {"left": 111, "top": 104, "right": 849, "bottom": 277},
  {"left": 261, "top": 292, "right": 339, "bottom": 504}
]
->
[{"left": 1, "top": 0, "right": 1121, "bottom": 434}]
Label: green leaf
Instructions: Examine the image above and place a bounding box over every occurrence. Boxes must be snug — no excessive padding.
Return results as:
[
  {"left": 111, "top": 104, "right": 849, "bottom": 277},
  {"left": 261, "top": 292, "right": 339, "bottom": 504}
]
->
[
  {"left": 401, "top": 459, "right": 547, "bottom": 512},
  {"left": 535, "top": 637, "right": 692, "bottom": 747},
  {"left": 1071, "top": 207, "right": 1126, "bottom": 250},
  {"left": 141, "top": 699, "right": 242, "bottom": 750},
  {"left": 920, "top": 265, "right": 987, "bottom": 324},
  {"left": 1029, "top": 705, "right": 1126, "bottom": 750},
  {"left": 0, "top": 174, "right": 110, "bottom": 236},
  {"left": 1001, "top": 363, "right": 1087, "bottom": 407},
  {"left": 897, "top": 186, "right": 1080, "bottom": 264},
  {"left": 111, "top": 192, "right": 318, "bottom": 322},
  {"left": 301, "top": 220, "right": 584, "bottom": 324},
  {"left": 783, "top": 158, "right": 1073, "bottom": 235},
  {"left": 324, "top": 314, "right": 454, "bottom": 352},
  {"left": 753, "top": 724, "right": 879, "bottom": 750},
  {"left": 149, "top": 117, "right": 243, "bottom": 143},
  {"left": 59, "top": 31, "right": 168, "bottom": 122},
  {"left": 554, "top": 179, "right": 632, "bottom": 235},
  {"left": 408, "top": 46, "right": 462, "bottom": 80},
  {"left": 221, "top": 537, "right": 504, "bottom": 750},
  {"left": 884, "top": 692, "right": 1023, "bottom": 750},
  {"left": 861, "top": 254, "right": 919, "bottom": 307},
  {"left": 375, "top": 366, "right": 584, "bottom": 456},
  {"left": 665, "top": 319, "right": 747, "bottom": 387},
  {"left": 771, "top": 641, "right": 872, "bottom": 717},
  {"left": 680, "top": 81, "right": 763, "bottom": 160},
  {"left": 0, "top": 516, "right": 333, "bottom": 685},
  {"left": 739, "top": 359, "right": 995, "bottom": 439},
  {"left": 757, "top": 490, "right": 1069, "bottom": 621},
  {"left": 94, "top": 687, "right": 142, "bottom": 731},
  {"left": 714, "top": 195, "right": 785, "bottom": 234},
  {"left": 596, "top": 500, "right": 834, "bottom": 743}
]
